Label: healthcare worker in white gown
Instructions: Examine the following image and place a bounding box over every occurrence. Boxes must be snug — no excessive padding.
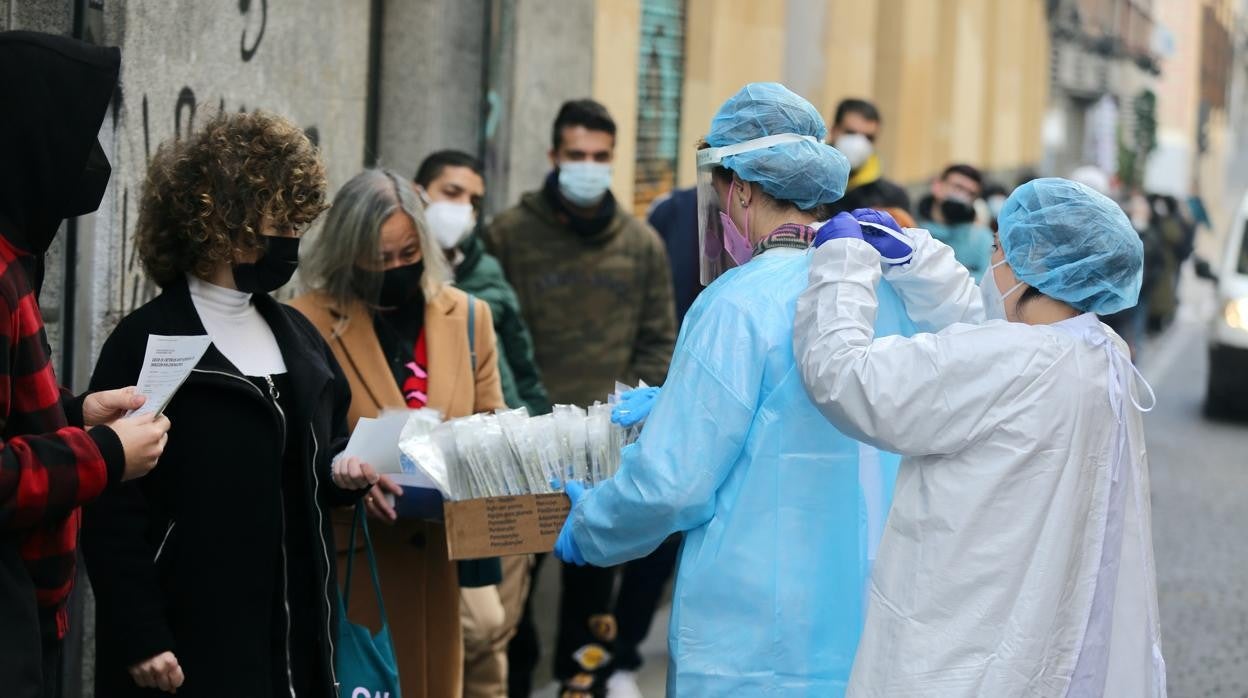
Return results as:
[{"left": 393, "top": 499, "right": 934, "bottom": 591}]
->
[
  {"left": 794, "top": 178, "right": 1165, "bottom": 697},
  {"left": 551, "top": 83, "right": 917, "bottom": 696}
]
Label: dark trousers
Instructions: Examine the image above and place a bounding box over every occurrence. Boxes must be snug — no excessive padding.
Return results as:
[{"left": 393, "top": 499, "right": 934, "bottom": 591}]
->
[
  {"left": 507, "top": 553, "right": 546, "bottom": 698},
  {"left": 613, "top": 535, "right": 680, "bottom": 671},
  {"left": 553, "top": 562, "right": 618, "bottom": 682},
  {"left": 506, "top": 537, "right": 681, "bottom": 696},
  {"left": 41, "top": 639, "right": 63, "bottom": 698}
]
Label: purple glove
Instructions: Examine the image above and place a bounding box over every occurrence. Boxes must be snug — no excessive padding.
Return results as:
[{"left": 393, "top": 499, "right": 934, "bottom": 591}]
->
[
  {"left": 813, "top": 212, "right": 863, "bottom": 247},
  {"left": 850, "top": 208, "right": 914, "bottom": 265}
]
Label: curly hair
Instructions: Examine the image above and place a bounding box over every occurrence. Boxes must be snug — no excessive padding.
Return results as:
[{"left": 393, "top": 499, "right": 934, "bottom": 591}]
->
[{"left": 136, "top": 110, "right": 329, "bottom": 287}]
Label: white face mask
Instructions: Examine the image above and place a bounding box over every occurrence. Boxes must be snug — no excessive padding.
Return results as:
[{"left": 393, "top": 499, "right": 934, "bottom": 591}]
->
[
  {"left": 979, "top": 258, "right": 1026, "bottom": 321},
  {"left": 425, "top": 200, "right": 477, "bottom": 250},
  {"left": 558, "top": 162, "right": 613, "bottom": 207},
  {"left": 833, "top": 133, "right": 874, "bottom": 170}
]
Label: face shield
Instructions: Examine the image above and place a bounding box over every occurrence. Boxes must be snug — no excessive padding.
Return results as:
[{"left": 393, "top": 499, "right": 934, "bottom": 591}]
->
[{"left": 695, "top": 133, "right": 818, "bottom": 285}]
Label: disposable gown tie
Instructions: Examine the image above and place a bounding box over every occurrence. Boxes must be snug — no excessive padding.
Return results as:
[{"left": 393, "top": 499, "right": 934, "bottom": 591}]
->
[{"left": 570, "top": 248, "right": 916, "bottom": 697}]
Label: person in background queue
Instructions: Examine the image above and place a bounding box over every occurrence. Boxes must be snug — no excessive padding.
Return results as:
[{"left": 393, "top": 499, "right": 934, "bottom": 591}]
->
[
  {"left": 487, "top": 99, "right": 676, "bottom": 698},
  {"left": 292, "top": 168, "right": 511, "bottom": 698},
  {"left": 916, "top": 163, "right": 994, "bottom": 280},
  {"left": 826, "top": 98, "right": 911, "bottom": 216},
  {"left": 414, "top": 150, "right": 550, "bottom": 416},
  {"left": 414, "top": 150, "right": 548, "bottom": 696},
  {"left": 0, "top": 31, "right": 171, "bottom": 698},
  {"left": 84, "top": 111, "right": 375, "bottom": 698}
]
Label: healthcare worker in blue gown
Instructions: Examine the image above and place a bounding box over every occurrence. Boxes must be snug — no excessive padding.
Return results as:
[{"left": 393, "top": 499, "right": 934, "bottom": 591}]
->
[{"left": 552, "top": 83, "right": 917, "bottom": 696}]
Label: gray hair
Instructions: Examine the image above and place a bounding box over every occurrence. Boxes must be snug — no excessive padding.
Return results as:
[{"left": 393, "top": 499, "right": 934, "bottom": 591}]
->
[{"left": 299, "top": 168, "right": 452, "bottom": 311}]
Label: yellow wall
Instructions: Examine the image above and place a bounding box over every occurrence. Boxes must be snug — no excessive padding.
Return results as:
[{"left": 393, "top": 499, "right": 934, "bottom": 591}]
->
[
  {"left": 818, "top": 0, "right": 882, "bottom": 118},
  {"left": 592, "top": 0, "right": 642, "bottom": 207},
  {"left": 606, "top": 0, "right": 1051, "bottom": 192},
  {"left": 676, "top": 0, "right": 787, "bottom": 187}
]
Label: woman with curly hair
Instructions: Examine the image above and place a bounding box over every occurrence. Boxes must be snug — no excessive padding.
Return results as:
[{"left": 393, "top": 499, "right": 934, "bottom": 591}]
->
[{"left": 83, "top": 110, "right": 378, "bottom": 698}]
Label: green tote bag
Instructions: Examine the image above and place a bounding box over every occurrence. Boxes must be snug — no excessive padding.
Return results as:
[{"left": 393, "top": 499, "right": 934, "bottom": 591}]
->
[{"left": 336, "top": 503, "right": 401, "bottom": 698}]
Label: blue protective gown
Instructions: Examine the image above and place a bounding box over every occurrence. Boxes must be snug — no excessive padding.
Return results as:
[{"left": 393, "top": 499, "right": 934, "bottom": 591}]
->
[{"left": 570, "top": 247, "right": 915, "bottom": 696}]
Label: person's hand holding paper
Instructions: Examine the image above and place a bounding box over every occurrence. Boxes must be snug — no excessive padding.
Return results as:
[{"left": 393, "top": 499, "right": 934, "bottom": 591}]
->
[
  {"left": 129, "top": 335, "right": 212, "bottom": 417},
  {"left": 106, "top": 411, "right": 172, "bottom": 481},
  {"left": 331, "top": 456, "right": 381, "bottom": 491},
  {"left": 83, "top": 386, "right": 146, "bottom": 426}
]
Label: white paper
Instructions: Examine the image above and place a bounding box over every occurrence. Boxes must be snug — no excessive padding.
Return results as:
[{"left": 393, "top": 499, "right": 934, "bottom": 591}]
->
[
  {"left": 130, "top": 335, "right": 213, "bottom": 417},
  {"left": 341, "top": 411, "right": 411, "bottom": 473}
]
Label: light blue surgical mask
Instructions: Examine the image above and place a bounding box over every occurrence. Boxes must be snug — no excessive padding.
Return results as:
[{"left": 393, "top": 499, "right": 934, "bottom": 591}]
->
[
  {"left": 979, "top": 257, "right": 1026, "bottom": 321},
  {"left": 558, "top": 162, "right": 613, "bottom": 207}
]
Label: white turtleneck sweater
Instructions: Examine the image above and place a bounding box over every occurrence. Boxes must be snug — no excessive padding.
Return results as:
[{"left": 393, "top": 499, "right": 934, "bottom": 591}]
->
[{"left": 187, "top": 275, "right": 287, "bottom": 376}]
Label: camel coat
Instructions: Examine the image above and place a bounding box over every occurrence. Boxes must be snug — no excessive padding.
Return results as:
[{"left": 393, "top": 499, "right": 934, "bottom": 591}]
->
[{"left": 290, "top": 285, "right": 505, "bottom": 698}]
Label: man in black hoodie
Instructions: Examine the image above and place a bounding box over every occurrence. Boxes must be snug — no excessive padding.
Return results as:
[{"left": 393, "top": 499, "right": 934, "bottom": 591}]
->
[{"left": 0, "top": 31, "right": 170, "bottom": 698}]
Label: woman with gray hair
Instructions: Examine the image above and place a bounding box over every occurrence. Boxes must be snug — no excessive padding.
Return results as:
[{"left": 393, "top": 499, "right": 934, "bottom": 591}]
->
[{"left": 291, "top": 168, "right": 509, "bottom": 698}]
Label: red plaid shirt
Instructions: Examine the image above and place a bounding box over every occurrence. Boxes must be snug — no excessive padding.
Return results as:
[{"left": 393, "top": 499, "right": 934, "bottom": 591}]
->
[{"left": 0, "top": 234, "right": 114, "bottom": 639}]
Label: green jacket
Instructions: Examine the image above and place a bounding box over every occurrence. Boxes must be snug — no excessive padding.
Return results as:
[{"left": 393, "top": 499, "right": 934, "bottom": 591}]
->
[
  {"left": 485, "top": 190, "right": 676, "bottom": 407},
  {"left": 454, "top": 234, "right": 551, "bottom": 415}
]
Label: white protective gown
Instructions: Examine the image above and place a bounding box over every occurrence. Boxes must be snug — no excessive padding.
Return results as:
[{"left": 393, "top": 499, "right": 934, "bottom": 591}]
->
[{"left": 794, "top": 231, "right": 1165, "bottom": 698}]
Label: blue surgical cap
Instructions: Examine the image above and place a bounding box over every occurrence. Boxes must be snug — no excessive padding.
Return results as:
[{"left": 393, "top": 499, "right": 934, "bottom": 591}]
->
[
  {"left": 707, "top": 83, "right": 849, "bottom": 210},
  {"left": 998, "top": 178, "right": 1143, "bottom": 315}
]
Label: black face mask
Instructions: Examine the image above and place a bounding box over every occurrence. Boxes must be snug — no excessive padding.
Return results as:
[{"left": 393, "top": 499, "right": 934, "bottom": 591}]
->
[
  {"left": 233, "top": 235, "right": 301, "bottom": 294},
  {"left": 66, "top": 140, "right": 113, "bottom": 219},
  {"left": 939, "top": 198, "right": 977, "bottom": 225},
  {"left": 378, "top": 260, "right": 425, "bottom": 308}
]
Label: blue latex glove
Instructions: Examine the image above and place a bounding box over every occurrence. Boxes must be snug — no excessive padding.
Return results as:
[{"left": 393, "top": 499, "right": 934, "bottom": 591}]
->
[
  {"left": 554, "top": 481, "right": 588, "bottom": 566},
  {"left": 851, "top": 208, "right": 915, "bottom": 265},
  {"left": 813, "top": 212, "right": 864, "bottom": 247},
  {"left": 611, "top": 386, "right": 661, "bottom": 427}
]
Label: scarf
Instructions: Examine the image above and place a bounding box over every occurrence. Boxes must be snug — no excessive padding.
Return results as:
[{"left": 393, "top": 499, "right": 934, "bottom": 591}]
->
[
  {"left": 847, "top": 153, "right": 883, "bottom": 191},
  {"left": 753, "top": 223, "right": 815, "bottom": 256}
]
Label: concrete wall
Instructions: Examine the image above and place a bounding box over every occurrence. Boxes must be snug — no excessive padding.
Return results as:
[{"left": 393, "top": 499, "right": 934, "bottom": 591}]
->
[
  {"left": 3, "top": 0, "right": 71, "bottom": 32},
  {"left": 484, "top": 0, "right": 595, "bottom": 211},
  {"left": 376, "top": 0, "right": 486, "bottom": 177},
  {"left": 96, "top": 0, "right": 371, "bottom": 339}
]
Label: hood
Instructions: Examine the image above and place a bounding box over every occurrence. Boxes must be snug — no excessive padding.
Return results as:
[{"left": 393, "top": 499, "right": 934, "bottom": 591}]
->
[
  {"left": 454, "top": 233, "right": 487, "bottom": 280},
  {"left": 0, "top": 31, "right": 120, "bottom": 255}
]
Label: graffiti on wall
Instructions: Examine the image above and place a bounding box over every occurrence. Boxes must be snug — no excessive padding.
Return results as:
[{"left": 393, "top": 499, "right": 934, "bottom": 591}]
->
[
  {"left": 109, "top": 10, "right": 323, "bottom": 322},
  {"left": 633, "top": 0, "right": 685, "bottom": 215},
  {"left": 239, "top": 0, "right": 267, "bottom": 61}
]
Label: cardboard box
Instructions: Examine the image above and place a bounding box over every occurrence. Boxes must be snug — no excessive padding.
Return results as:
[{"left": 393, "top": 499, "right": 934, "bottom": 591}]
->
[{"left": 442, "top": 493, "right": 571, "bottom": 560}]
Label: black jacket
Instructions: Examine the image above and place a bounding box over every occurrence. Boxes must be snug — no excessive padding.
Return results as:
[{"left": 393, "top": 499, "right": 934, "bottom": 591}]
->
[
  {"left": 83, "top": 278, "right": 362, "bottom": 698},
  {"left": 827, "top": 176, "right": 912, "bottom": 216}
]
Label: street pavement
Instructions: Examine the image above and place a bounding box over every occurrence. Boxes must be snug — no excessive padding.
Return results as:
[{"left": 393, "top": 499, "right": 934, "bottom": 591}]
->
[
  {"left": 527, "top": 272, "right": 1247, "bottom": 698},
  {"left": 1143, "top": 272, "right": 1248, "bottom": 697}
]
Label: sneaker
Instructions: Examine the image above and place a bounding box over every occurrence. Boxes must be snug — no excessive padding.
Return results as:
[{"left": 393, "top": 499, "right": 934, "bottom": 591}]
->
[{"left": 606, "top": 670, "right": 644, "bottom": 698}]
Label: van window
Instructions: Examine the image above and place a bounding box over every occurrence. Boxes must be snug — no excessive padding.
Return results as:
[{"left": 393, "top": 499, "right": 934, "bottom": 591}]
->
[{"left": 1240, "top": 221, "right": 1248, "bottom": 275}]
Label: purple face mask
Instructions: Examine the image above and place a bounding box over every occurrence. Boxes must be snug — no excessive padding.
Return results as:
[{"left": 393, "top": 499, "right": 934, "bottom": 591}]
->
[
  {"left": 719, "top": 211, "right": 754, "bottom": 266},
  {"left": 719, "top": 181, "right": 754, "bottom": 266}
]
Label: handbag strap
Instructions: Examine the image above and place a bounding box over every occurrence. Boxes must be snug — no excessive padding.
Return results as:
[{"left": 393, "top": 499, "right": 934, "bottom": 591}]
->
[
  {"left": 467, "top": 292, "right": 478, "bottom": 374},
  {"left": 343, "top": 502, "right": 388, "bottom": 620}
]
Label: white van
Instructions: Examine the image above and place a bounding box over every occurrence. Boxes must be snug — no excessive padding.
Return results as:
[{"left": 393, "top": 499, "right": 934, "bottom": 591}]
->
[{"left": 1203, "top": 194, "right": 1248, "bottom": 415}]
